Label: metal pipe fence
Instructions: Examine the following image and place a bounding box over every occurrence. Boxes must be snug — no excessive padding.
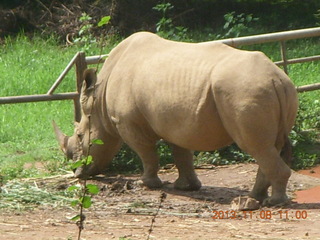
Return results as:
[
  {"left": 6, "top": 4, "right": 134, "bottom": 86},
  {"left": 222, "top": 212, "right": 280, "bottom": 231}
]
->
[
  {"left": 0, "top": 27, "right": 319, "bottom": 120},
  {"left": 215, "top": 27, "right": 320, "bottom": 76}
]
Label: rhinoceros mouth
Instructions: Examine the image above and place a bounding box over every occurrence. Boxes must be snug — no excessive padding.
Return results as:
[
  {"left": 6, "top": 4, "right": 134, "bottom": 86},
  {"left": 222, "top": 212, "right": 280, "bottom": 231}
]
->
[
  {"left": 73, "top": 164, "right": 102, "bottom": 179},
  {"left": 74, "top": 166, "right": 88, "bottom": 179}
]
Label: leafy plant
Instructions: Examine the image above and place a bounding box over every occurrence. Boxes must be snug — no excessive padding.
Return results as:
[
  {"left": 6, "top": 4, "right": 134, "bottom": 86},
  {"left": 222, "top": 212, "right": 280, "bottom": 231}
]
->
[
  {"left": 110, "top": 141, "right": 173, "bottom": 173},
  {"left": 111, "top": 144, "right": 142, "bottom": 172},
  {"left": 153, "top": 2, "right": 188, "bottom": 40},
  {"left": 153, "top": 2, "right": 174, "bottom": 33},
  {"left": 73, "top": 13, "right": 96, "bottom": 51},
  {"left": 194, "top": 144, "right": 254, "bottom": 166},
  {"left": 66, "top": 16, "right": 111, "bottom": 240},
  {"left": 291, "top": 97, "right": 320, "bottom": 169},
  {"left": 67, "top": 139, "right": 103, "bottom": 239},
  {"left": 315, "top": 9, "right": 320, "bottom": 25},
  {"left": 220, "top": 11, "right": 259, "bottom": 38}
]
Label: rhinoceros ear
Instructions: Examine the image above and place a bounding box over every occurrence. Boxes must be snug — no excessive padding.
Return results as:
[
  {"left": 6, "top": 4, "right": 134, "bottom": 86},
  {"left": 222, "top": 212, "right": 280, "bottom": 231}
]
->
[
  {"left": 83, "top": 68, "right": 97, "bottom": 91},
  {"left": 52, "top": 120, "right": 69, "bottom": 154}
]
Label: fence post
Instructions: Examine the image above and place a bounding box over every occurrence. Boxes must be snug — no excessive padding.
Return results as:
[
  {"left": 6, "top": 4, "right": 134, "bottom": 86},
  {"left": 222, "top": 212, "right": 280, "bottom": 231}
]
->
[
  {"left": 74, "top": 52, "right": 88, "bottom": 122},
  {"left": 280, "top": 41, "right": 289, "bottom": 75}
]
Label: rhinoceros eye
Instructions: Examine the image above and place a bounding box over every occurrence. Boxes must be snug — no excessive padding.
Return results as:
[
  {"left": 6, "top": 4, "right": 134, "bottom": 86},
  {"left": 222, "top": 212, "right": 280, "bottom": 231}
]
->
[
  {"left": 77, "top": 133, "right": 84, "bottom": 140},
  {"left": 76, "top": 129, "right": 84, "bottom": 142}
]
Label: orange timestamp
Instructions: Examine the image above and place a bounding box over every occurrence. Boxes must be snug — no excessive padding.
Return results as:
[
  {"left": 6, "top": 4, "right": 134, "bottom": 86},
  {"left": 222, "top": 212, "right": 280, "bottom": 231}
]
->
[{"left": 212, "top": 210, "right": 308, "bottom": 220}]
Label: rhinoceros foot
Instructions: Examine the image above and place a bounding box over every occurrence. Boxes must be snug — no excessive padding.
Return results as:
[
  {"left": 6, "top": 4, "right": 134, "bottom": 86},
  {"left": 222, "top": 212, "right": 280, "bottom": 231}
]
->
[
  {"left": 262, "top": 195, "right": 290, "bottom": 207},
  {"left": 142, "top": 176, "right": 163, "bottom": 189},
  {"left": 74, "top": 165, "right": 101, "bottom": 179},
  {"left": 249, "top": 191, "right": 269, "bottom": 203},
  {"left": 174, "top": 177, "right": 202, "bottom": 191}
]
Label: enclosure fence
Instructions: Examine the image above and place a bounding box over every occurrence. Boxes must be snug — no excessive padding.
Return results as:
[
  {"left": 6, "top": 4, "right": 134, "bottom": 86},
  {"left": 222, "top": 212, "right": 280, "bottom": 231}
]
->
[
  {"left": 216, "top": 27, "right": 320, "bottom": 92},
  {"left": 0, "top": 27, "right": 319, "bottom": 121}
]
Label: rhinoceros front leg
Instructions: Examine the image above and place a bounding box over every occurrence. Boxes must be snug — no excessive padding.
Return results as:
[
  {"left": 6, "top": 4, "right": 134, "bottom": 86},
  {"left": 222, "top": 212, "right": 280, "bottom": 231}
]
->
[
  {"left": 171, "top": 144, "right": 202, "bottom": 191},
  {"left": 133, "top": 144, "right": 163, "bottom": 189}
]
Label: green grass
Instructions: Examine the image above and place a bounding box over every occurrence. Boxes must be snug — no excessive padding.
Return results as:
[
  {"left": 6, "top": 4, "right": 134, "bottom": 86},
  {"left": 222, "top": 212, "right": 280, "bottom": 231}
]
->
[
  {"left": 0, "top": 33, "right": 319, "bottom": 183},
  {"left": 0, "top": 34, "right": 114, "bottom": 181}
]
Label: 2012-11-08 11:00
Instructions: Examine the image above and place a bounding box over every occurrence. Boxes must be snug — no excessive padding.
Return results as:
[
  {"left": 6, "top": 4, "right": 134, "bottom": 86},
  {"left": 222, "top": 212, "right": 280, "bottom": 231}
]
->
[{"left": 212, "top": 210, "right": 308, "bottom": 220}]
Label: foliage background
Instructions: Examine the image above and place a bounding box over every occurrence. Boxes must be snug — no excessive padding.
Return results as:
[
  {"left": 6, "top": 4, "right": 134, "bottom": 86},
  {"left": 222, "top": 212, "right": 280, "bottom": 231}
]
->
[{"left": 0, "top": 0, "right": 320, "bottom": 38}]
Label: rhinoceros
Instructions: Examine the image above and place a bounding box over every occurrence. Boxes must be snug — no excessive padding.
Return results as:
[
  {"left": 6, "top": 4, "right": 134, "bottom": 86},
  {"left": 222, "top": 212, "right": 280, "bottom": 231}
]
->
[{"left": 53, "top": 32, "right": 298, "bottom": 206}]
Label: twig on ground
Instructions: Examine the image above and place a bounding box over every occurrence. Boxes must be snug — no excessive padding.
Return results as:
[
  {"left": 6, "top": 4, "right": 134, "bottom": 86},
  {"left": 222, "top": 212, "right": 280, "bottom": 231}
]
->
[{"left": 147, "top": 191, "right": 167, "bottom": 240}]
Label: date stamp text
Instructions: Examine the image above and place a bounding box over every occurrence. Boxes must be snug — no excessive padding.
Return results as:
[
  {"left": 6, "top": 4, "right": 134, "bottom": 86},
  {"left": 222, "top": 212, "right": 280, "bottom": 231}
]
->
[{"left": 212, "top": 210, "right": 308, "bottom": 220}]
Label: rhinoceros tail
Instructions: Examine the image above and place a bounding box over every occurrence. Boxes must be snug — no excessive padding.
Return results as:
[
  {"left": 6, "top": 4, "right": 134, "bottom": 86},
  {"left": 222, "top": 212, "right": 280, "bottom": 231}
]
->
[
  {"left": 272, "top": 78, "right": 294, "bottom": 167},
  {"left": 280, "top": 137, "right": 293, "bottom": 167}
]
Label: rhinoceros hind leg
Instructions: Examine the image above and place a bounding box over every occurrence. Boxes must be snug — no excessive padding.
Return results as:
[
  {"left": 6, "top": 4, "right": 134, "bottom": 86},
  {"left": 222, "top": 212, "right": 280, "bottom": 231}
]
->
[
  {"left": 249, "top": 167, "right": 270, "bottom": 203},
  {"left": 249, "top": 147, "right": 291, "bottom": 206},
  {"left": 171, "top": 144, "right": 201, "bottom": 191}
]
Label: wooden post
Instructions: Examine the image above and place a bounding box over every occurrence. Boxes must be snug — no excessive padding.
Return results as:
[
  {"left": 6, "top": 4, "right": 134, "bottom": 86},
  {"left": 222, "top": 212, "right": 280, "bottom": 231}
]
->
[
  {"left": 74, "top": 52, "right": 88, "bottom": 122},
  {"left": 280, "top": 41, "right": 289, "bottom": 75}
]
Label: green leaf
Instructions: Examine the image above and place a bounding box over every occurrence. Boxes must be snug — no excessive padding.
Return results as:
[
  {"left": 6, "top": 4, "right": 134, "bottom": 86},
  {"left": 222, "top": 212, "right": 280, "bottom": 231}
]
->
[
  {"left": 69, "top": 214, "right": 81, "bottom": 221},
  {"left": 81, "top": 196, "right": 92, "bottom": 208},
  {"left": 86, "top": 184, "right": 100, "bottom": 195},
  {"left": 98, "top": 16, "right": 111, "bottom": 27},
  {"left": 71, "top": 199, "right": 80, "bottom": 207},
  {"left": 223, "top": 22, "right": 230, "bottom": 29},
  {"left": 67, "top": 185, "right": 80, "bottom": 192},
  {"left": 84, "top": 155, "right": 93, "bottom": 165},
  {"left": 92, "top": 139, "right": 104, "bottom": 145},
  {"left": 246, "top": 15, "right": 252, "bottom": 22},
  {"left": 71, "top": 160, "right": 83, "bottom": 169}
]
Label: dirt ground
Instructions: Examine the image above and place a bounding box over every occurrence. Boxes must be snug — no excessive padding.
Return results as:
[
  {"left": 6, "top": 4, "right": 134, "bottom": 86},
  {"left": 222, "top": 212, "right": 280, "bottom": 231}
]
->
[{"left": 1, "top": 163, "right": 320, "bottom": 240}]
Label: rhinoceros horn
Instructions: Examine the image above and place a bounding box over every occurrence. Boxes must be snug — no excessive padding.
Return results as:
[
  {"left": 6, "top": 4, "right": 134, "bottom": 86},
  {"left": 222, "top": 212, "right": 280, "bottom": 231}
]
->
[{"left": 52, "top": 120, "right": 69, "bottom": 154}]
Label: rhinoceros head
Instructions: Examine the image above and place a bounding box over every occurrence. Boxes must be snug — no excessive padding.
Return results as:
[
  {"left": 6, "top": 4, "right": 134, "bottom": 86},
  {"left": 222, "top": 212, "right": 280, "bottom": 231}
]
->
[{"left": 53, "top": 68, "right": 105, "bottom": 179}]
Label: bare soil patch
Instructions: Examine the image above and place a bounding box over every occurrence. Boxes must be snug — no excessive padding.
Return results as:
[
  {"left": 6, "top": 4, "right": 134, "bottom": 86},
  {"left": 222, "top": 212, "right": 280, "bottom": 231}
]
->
[{"left": 1, "top": 163, "right": 320, "bottom": 240}]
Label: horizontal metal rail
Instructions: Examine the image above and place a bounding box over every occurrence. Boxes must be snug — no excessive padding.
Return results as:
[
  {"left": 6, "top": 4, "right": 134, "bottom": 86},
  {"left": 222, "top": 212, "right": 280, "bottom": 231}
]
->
[
  {"left": 0, "top": 54, "right": 104, "bottom": 106},
  {"left": 85, "top": 54, "right": 109, "bottom": 65},
  {"left": 0, "top": 92, "right": 79, "bottom": 104},
  {"left": 296, "top": 83, "right": 320, "bottom": 93},
  {"left": 275, "top": 55, "right": 320, "bottom": 66},
  {"left": 215, "top": 27, "right": 320, "bottom": 47}
]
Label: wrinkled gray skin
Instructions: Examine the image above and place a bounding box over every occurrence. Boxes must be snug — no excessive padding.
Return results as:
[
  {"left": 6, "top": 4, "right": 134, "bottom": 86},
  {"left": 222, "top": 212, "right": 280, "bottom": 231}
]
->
[{"left": 54, "top": 32, "right": 298, "bottom": 206}]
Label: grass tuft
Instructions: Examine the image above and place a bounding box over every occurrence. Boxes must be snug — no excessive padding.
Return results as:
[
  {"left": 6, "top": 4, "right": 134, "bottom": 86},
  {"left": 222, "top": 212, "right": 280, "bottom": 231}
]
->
[{"left": 0, "top": 178, "right": 73, "bottom": 210}]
